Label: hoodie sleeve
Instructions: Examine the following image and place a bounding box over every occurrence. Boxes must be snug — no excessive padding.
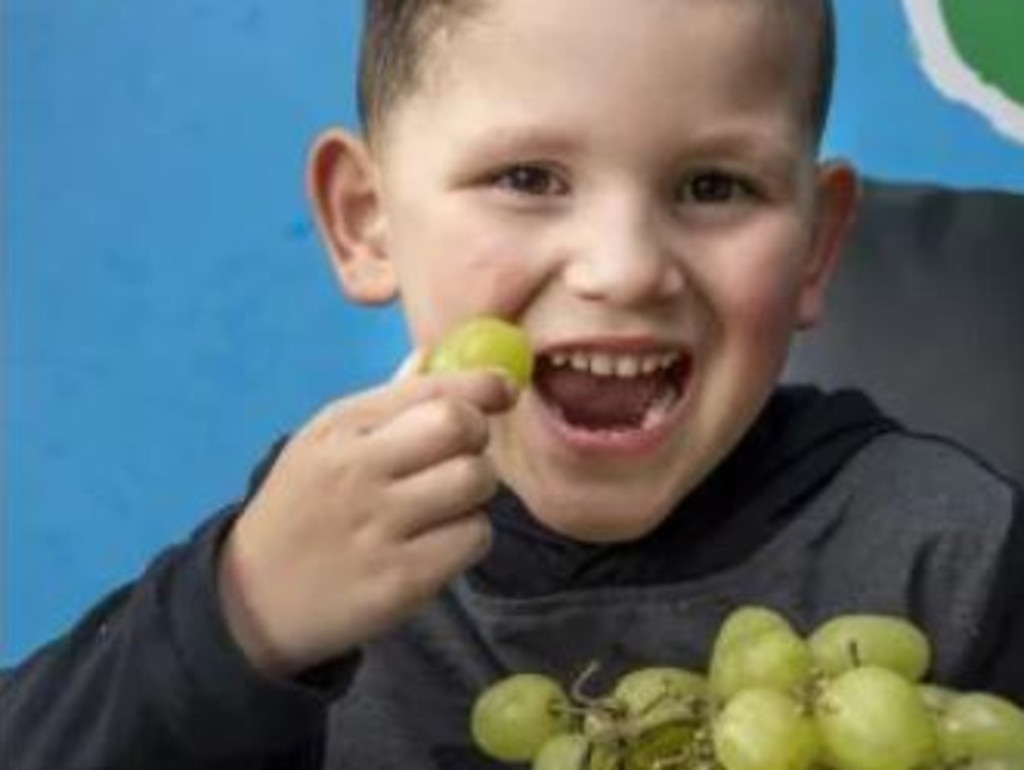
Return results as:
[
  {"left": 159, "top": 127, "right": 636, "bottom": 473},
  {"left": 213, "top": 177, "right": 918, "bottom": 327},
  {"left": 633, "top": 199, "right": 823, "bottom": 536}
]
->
[
  {"left": 1, "top": 440, "right": 359, "bottom": 770},
  {"left": 960, "top": 485, "right": 1024, "bottom": 703}
]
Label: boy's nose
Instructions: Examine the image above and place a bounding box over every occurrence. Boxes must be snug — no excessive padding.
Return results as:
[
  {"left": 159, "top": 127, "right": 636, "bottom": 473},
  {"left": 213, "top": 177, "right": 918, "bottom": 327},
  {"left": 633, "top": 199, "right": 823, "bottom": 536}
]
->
[{"left": 561, "top": 204, "right": 686, "bottom": 307}]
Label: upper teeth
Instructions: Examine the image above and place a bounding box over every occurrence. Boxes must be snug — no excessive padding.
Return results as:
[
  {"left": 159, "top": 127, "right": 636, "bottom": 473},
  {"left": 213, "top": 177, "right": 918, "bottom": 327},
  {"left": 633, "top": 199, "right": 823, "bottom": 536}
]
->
[{"left": 546, "top": 351, "right": 681, "bottom": 378}]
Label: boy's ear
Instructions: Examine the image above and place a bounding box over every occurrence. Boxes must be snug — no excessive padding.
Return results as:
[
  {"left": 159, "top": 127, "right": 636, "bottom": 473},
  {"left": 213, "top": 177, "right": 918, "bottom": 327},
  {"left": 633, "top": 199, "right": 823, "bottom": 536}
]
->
[
  {"left": 307, "top": 128, "right": 398, "bottom": 305},
  {"left": 796, "top": 160, "right": 860, "bottom": 329}
]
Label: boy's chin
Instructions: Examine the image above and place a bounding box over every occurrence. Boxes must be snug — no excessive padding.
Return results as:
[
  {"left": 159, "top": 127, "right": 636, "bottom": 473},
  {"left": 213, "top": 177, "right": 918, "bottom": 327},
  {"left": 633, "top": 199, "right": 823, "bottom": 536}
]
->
[{"left": 520, "top": 487, "right": 680, "bottom": 544}]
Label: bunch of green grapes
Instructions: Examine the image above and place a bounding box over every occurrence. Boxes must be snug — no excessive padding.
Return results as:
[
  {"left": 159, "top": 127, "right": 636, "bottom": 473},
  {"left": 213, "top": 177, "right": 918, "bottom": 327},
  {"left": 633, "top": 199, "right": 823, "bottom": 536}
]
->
[{"left": 469, "top": 607, "right": 1024, "bottom": 770}]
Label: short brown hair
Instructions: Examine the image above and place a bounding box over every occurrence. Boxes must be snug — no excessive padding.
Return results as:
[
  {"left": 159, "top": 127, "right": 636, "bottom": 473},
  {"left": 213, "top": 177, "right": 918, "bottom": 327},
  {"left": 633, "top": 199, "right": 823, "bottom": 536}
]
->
[
  {"left": 357, "top": 0, "right": 482, "bottom": 140},
  {"left": 357, "top": 0, "right": 836, "bottom": 145}
]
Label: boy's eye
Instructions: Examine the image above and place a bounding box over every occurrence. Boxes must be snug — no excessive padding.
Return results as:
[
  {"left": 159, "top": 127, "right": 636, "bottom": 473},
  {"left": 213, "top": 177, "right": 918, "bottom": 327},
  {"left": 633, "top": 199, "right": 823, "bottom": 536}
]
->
[
  {"left": 491, "top": 165, "right": 567, "bottom": 196},
  {"left": 678, "top": 172, "right": 752, "bottom": 204}
]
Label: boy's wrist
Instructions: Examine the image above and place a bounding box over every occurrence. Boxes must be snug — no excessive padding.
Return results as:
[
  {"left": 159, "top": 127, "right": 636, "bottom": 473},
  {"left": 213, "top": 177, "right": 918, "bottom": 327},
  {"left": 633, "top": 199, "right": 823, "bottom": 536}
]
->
[
  {"left": 216, "top": 516, "right": 314, "bottom": 679},
  {"left": 160, "top": 505, "right": 353, "bottom": 751}
]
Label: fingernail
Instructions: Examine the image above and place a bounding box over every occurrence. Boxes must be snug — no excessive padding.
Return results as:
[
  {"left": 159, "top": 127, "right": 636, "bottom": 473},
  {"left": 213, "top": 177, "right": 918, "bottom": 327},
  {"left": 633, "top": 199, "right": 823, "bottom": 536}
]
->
[
  {"left": 391, "top": 349, "right": 426, "bottom": 382},
  {"left": 496, "top": 371, "right": 520, "bottom": 401}
]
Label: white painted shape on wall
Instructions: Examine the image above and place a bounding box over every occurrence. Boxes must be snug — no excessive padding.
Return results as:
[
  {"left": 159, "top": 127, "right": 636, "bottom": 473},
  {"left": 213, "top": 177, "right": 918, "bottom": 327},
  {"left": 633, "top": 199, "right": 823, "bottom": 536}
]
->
[{"left": 903, "top": 0, "right": 1024, "bottom": 144}]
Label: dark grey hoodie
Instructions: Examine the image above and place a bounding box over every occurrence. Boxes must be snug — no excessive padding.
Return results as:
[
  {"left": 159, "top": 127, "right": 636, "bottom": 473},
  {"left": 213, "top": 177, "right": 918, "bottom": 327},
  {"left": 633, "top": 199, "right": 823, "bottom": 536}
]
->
[{"left": 3, "top": 388, "right": 1021, "bottom": 770}]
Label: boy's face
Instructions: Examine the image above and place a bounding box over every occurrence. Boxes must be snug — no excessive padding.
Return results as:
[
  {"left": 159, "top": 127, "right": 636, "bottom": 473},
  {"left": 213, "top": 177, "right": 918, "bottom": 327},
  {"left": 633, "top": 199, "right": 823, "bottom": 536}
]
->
[{"left": 316, "top": 0, "right": 855, "bottom": 542}]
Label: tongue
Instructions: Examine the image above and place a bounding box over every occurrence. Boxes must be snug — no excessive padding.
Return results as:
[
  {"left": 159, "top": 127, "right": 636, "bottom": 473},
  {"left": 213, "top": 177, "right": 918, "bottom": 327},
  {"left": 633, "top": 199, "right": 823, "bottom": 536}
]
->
[{"left": 539, "top": 368, "right": 665, "bottom": 429}]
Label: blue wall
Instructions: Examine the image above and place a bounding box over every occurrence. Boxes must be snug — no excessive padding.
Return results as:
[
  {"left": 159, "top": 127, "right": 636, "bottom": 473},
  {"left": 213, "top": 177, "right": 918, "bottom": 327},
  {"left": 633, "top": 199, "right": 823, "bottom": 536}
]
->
[
  {"left": 4, "top": 2, "right": 1023, "bottom": 662},
  {"left": 827, "top": 2, "right": 1024, "bottom": 187}
]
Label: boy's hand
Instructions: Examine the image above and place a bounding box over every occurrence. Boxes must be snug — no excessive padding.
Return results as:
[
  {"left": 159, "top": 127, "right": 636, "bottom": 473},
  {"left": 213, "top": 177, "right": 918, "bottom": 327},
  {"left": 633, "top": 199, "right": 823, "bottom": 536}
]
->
[{"left": 217, "top": 359, "right": 517, "bottom": 677}]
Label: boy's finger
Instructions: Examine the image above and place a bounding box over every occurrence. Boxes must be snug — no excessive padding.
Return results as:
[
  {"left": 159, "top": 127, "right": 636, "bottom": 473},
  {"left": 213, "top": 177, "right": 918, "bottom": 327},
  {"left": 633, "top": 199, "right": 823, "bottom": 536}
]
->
[
  {"left": 401, "top": 510, "right": 494, "bottom": 595},
  {"left": 363, "top": 396, "right": 493, "bottom": 480},
  {"left": 365, "top": 371, "right": 516, "bottom": 440},
  {"left": 311, "top": 368, "right": 516, "bottom": 441},
  {"left": 302, "top": 349, "right": 425, "bottom": 438},
  {"left": 388, "top": 453, "right": 498, "bottom": 536}
]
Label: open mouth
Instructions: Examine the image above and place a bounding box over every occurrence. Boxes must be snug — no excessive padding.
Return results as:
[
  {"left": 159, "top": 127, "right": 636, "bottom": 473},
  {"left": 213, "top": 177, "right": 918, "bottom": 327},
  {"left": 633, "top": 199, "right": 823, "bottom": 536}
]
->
[{"left": 533, "top": 347, "right": 692, "bottom": 434}]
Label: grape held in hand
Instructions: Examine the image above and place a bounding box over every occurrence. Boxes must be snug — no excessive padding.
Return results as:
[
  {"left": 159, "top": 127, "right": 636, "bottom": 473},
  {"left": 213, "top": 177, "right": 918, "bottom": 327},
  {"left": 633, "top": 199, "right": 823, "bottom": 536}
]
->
[{"left": 426, "top": 316, "right": 534, "bottom": 387}]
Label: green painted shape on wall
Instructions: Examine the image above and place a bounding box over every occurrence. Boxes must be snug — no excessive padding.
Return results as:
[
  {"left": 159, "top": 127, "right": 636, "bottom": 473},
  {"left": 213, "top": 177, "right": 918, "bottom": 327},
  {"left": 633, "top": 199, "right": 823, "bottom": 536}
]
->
[{"left": 941, "top": 0, "right": 1024, "bottom": 104}]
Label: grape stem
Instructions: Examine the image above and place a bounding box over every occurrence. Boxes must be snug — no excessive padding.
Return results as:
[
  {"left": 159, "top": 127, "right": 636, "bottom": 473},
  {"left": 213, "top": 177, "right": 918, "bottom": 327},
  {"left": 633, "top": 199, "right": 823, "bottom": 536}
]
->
[
  {"left": 847, "top": 640, "right": 863, "bottom": 668},
  {"left": 571, "top": 660, "right": 609, "bottom": 707}
]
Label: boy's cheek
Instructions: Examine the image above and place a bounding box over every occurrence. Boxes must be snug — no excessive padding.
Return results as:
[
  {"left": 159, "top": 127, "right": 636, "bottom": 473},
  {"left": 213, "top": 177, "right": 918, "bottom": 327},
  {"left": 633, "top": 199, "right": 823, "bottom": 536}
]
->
[
  {"left": 399, "top": 240, "right": 545, "bottom": 342},
  {"left": 698, "top": 270, "right": 808, "bottom": 377},
  {"left": 732, "top": 290, "right": 806, "bottom": 350}
]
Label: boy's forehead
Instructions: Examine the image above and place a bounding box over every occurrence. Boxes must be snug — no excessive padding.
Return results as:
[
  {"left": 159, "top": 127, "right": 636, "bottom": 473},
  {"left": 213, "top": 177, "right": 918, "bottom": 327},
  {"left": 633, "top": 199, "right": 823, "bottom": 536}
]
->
[
  {"left": 403, "top": 0, "right": 817, "bottom": 132},
  {"left": 359, "top": 0, "right": 829, "bottom": 153},
  {"left": 419, "top": 0, "right": 821, "bottom": 54},
  {"left": 417, "top": 0, "right": 818, "bottom": 91}
]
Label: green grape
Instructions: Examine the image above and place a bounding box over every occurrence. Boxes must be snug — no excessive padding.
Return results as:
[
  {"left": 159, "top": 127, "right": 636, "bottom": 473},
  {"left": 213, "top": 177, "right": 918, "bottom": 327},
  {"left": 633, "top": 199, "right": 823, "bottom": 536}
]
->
[
  {"left": 710, "top": 626, "right": 813, "bottom": 700},
  {"left": 958, "top": 758, "right": 1024, "bottom": 770},
  {"left": 533, "top": 733, "right": 590, "bottom": 770},
  {"left": 919, "top": 683, "right": 958, "bottom": 714},
  {"left": 538, "top": 731, "right": 618, "bottom": 770},
  {"left": 588, "top": 743, "right": 622, "bottom": 770},
  {"left": 612, "top": 666, "right": 707, "bottom": 732},
  {"left": 427, "top": 316, "right": 534, "bottom": 387},
  {"left": 808, "top": 614, "right": 931, "bottom": 681},
  {"left": 715, "top": 606, "right": 793, "bottom": 650},
  {"left": 709, "top": 607, "right": 810, "bottom": 700},
  {"left": 624, "top": 720, "right": 700, "bottom": 770},
  {"left": 471, "top": 673, "right": 572, "bottom": 762},
  {"left": 713, "top": 688, "right": 820, "bottom": 770},
  {"left": 937, "top": 692, "right": 1024, "bottom": 763},
  {"left": 815, "top": 665, "right": 938, "bottom": 770}
]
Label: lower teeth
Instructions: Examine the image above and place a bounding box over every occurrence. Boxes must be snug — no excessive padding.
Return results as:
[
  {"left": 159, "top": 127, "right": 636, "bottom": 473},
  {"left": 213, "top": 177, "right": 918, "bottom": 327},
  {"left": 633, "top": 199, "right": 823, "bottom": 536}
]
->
[
  {"left": 640, "top": 387, "right": 679, "bottom": 430},
  {"left": 549, "top": 386, "right": 680, "bottom": 433}
]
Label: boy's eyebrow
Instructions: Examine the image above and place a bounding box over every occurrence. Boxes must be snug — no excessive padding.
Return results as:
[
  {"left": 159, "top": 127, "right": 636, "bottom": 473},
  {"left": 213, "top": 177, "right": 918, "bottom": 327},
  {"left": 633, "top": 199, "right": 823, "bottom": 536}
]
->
[
  {"left": 458, "top": 125, "right": 804, "bottom": 178},
  {"left": 682, "top": 128, "right": 803, "bottom": 177},
  {"left": 460, "top": 126, "right": 584, "bottom": 159}
]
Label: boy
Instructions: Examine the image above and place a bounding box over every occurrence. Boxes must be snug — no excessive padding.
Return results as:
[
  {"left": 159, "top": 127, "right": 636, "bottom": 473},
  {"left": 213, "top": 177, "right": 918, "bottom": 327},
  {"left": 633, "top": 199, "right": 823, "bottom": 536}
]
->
[{"left": 3, "top": 0, "right": 1021, "bottom": 768}]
